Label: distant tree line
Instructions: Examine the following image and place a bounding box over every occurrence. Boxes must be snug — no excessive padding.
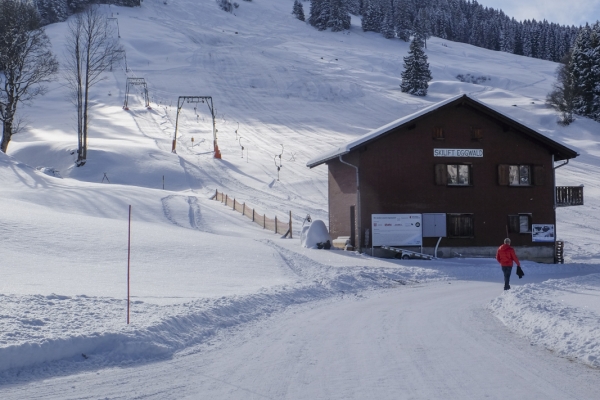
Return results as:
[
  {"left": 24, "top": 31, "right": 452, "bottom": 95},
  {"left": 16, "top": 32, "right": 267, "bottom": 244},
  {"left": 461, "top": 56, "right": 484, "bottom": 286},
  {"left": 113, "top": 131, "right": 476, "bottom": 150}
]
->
[
  {"left": 547, "top": 23, "right": 600, "bottom": 125},
  {"left": 303, "top": 0, "right": 581, "bottom": 63},
  {"left": 34, "top": 0, "right": 140, "bottom": 25}
]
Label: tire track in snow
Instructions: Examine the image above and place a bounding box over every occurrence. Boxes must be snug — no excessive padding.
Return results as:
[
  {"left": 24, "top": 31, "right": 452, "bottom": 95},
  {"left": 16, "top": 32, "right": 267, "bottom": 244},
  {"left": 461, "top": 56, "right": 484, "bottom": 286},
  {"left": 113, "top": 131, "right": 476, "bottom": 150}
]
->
[{"left": 161, "top": 195, "right": 209, "bottom": 232}]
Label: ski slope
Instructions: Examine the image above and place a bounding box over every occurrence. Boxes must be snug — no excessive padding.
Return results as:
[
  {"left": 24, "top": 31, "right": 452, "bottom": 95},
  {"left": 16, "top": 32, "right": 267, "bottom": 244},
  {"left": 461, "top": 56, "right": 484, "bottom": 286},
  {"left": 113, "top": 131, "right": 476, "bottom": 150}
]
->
[{"left": 1, "top": 0, "right": 600, "bottom": 397}]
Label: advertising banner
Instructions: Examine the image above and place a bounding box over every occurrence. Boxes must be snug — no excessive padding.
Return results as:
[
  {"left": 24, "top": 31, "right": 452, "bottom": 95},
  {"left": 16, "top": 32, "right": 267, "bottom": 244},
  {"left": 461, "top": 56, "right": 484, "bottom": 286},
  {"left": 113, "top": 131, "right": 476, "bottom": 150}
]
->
[
  {"left": 532, "top": 224, "right": 555, "bottom": 242},
  {"left": 372, "top": 214, "right": 422, "bottom": 246}
]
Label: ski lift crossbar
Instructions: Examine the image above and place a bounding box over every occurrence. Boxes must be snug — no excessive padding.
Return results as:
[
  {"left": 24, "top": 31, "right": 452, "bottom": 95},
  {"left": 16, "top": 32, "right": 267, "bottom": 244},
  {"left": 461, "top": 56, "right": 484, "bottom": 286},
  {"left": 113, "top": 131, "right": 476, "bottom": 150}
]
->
[
  {"left": 172, "top": 96, "right": 217, "bottom": 155},
  {"left": 123, "top": 77, "right": 150, "bottom": 109}
]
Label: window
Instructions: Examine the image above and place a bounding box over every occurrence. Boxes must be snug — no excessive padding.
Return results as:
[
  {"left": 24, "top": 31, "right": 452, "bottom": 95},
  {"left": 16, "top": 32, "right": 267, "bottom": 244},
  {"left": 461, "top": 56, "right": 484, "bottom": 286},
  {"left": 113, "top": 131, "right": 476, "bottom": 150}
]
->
[
  {"left": 498, "top": 164, "right": 544, "bottom": 186},
  {"left": 508, "top": 214, "right": 532, "bottom": 233},
  {"left": 447, "top": 164, "right": 470, "bottom": 185},
  {"left": 447, "top": 214, "right": 474, "bottom": 238},
  {"left": 435, "top": 164, "right": 472, "bottom": 186},
  {"left": 509, "top": 165, "right": 530, "bottom": 185},
  {"left": 432, "top": 126, "right": 444, "bottom": 140},
  {"left": 471, "top": 127, "right": 483, "bottom": 141}
]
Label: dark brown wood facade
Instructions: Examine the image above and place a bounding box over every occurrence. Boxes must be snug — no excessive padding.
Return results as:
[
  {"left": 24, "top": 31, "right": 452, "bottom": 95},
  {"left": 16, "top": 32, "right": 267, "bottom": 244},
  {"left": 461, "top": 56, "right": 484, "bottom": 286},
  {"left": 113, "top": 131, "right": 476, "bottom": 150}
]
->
[{"left": 311, "top": 95, "right": 579, "bottom": 261}]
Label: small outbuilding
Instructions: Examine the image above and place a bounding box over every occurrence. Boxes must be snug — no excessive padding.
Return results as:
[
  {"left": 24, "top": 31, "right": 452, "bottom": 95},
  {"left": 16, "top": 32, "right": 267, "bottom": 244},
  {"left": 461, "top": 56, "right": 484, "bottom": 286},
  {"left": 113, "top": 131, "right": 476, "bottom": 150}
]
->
[{"left": 307, "top": 94, "right": 583, "bottom": 262}]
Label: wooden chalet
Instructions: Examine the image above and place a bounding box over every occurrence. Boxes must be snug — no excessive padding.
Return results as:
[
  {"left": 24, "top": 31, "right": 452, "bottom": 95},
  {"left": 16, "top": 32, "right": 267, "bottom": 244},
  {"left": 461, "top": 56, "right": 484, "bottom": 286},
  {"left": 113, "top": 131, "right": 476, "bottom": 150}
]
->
[{"left": 307, "top": 94, "right": 583, "bottom": 263}]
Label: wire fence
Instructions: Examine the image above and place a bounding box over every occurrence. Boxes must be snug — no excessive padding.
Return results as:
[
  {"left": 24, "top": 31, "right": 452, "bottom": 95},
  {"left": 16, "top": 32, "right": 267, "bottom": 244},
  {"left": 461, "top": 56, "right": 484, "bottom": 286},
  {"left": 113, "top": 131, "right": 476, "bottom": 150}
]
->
[{"left": 214, "top": 190, "right": 292, "bottom": 238}]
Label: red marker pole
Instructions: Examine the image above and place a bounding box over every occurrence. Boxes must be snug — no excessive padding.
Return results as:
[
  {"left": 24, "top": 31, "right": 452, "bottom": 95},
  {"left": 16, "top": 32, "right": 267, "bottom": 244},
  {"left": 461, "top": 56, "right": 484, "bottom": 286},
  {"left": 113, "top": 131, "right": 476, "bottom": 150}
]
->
[{"left": 127, "top": 205, "right": 132, "bottom": 324}]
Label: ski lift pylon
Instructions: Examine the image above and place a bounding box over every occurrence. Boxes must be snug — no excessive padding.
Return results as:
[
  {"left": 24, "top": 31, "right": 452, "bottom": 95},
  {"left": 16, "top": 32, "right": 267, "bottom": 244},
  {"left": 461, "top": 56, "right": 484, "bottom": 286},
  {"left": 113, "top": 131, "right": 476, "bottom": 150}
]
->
[{"left": 123, "top": 78, "right": 150, "bottom": 110}]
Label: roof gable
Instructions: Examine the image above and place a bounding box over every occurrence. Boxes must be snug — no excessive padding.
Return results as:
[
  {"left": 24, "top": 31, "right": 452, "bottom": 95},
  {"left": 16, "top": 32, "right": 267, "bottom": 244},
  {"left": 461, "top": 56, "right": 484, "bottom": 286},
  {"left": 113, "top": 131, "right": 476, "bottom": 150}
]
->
[{"left": 307, "top": 94, "right": 578, "bottom": 168}]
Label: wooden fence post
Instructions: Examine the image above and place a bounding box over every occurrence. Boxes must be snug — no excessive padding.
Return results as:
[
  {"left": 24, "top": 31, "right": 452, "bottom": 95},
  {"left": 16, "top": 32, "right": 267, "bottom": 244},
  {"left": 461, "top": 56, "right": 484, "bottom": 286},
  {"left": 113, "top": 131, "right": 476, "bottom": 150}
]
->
[
  {"left": 275, "top": 215, "right": 278, "bottom": 234},
  {"left": 263, "top": 214, "right": 266, "bottom": 229},
  {"left": 225, "top": 194, "right": 227, "bottom": 205},
  {"left": 233, "top": 198, "right": 236, "bottom": 210},
  {"left": 252, "top": 209, "right": 255, "bottom": 222},
  {"left": 215, "top": 189, "right": 217, "bottom": 200},
  {"left": 289, "top": 210, "right": 292, "bottom": 238},
  {"left": 243, "top": 203, "right": 245, "bottom": 216}
]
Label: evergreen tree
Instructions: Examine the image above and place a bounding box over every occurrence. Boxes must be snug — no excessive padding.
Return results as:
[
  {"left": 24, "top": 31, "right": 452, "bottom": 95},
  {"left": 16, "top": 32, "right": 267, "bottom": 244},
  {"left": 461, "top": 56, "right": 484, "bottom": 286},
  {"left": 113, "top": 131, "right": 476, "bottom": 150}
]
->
[
  {"left": 400, "top": 36, "right": 432, "bottom": 96},
  {"left": 592, "top": 22, "right": 600, "bottom": 121},
  {"left": 347, "top": 0, "right": 361, "bottom": 15},
  {"left": 547, "top": 22, "right": 600, "bottom": 124},
  {"left": 67, "top": 0, "right": 90, "bottom": 13},
  {"left": 303, "top": 0, "right": 580, "bottom": 65},
  {"left": 380, "top": 0, "right": 395, "bottom": 39},
  {"left": 570, "top": 24, "right": 596, "bottom": 117},
  {"left": 292, "top": 0, "right": 305, "bottom": 21},
  {"left": 359, "top": 0, "right": 367, "bottom": 15},
  {"left": 513, "top": 22, "right": 524, "bottom": 55},
  {"left": 394, "top": 0, "right": 413, "bottom": 41},
  {"left": 329, "top": 0, "right": 351, "bottom": 31},
  {"left": 361, "top": 0, "right": 381, "bottom": 32},
  {"left": 36, "top": 0, "right": 69, "bottom": 25},
  {"left": 414, "top": 7, "right": 432, "bottom": 46},
  {"left": 309, "top": 0, "right": 329, "bottom": 30},
  {"left": 522, "top": 22, "right": 533, "bottom": 57}
]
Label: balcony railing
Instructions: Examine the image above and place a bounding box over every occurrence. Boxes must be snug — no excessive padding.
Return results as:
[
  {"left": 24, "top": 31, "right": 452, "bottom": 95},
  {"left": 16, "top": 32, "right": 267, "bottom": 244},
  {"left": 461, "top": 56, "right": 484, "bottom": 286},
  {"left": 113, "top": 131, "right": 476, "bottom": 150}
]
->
[{"left": 556, "top": 186, "right": 584, "bottom": 207}]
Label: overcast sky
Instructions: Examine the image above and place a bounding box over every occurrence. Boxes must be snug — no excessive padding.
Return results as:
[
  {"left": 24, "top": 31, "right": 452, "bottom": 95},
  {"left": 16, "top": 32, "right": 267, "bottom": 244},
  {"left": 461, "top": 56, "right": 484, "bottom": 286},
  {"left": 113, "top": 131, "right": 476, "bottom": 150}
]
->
[{"left": 481, "top": 0, "right": 600, "bottom": 26}]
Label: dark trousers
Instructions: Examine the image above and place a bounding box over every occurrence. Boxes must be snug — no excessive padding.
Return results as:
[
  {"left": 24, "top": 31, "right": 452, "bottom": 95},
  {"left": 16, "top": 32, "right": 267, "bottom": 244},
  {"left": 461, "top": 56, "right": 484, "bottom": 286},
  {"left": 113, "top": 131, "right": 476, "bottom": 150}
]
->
[{"left": 502, "top": 266, "right": 512, "bottom": 289}]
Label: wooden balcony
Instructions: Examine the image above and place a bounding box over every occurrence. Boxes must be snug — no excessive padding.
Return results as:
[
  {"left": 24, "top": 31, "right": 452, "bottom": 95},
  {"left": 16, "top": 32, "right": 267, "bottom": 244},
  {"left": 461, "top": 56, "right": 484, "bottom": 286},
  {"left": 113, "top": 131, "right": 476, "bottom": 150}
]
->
[{"left": 556, "top": 186, "right": 584, "bottom": 207}]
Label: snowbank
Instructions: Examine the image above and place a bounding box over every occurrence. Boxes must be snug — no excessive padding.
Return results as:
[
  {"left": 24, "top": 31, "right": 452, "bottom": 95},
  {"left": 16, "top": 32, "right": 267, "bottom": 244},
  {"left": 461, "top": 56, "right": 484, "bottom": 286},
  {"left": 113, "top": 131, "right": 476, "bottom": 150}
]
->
[
  {"left": 300, "top": 219, "right": 332, "bottom": 249},
  {"left": 0, "top": 241, "right": 446, "bottom": 375},
  {"left": 489, "top": 273, "right": 600, "bottom": 368}
]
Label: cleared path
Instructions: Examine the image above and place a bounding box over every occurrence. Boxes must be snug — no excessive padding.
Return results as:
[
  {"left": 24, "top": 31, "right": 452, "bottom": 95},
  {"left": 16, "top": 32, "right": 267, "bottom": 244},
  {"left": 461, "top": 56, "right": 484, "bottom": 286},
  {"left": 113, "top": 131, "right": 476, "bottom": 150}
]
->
[{"left": 1, "top": 281, "right": 597, "bottom": 399}]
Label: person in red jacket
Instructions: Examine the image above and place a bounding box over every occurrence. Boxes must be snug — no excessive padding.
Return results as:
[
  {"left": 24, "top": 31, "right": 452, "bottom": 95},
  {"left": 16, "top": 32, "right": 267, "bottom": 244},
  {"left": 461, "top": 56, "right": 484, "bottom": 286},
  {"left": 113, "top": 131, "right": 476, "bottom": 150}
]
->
[{"left": 496, "top": 238, "right": 521, "bottom": 290}]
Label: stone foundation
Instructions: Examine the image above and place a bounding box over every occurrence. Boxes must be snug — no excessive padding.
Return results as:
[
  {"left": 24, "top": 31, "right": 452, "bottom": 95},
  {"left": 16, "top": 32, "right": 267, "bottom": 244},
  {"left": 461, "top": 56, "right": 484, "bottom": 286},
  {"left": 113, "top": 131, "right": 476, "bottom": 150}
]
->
[{"left": 364, "top": 245, "right": 555, "bottom": 264}]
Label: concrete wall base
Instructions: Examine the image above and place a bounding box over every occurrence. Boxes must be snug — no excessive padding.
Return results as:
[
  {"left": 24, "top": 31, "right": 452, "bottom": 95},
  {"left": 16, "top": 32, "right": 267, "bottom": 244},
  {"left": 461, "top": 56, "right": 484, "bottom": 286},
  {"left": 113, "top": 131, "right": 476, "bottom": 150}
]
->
[{"left": 364, "top": 245, "right": 555, "bottom": 264}]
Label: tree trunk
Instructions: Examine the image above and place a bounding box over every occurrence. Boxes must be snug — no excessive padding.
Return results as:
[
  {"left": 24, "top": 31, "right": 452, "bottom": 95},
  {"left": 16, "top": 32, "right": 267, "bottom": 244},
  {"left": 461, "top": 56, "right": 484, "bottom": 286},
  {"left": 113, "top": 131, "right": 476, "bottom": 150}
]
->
[
  {"left": 1, "top": 121, "right": 11, "bottom": 153},
  {"left": 81, "top": 66, "right": 90, "bottom": 165},
  {"left": 76, "top": 41, "right": 84, "bottom": 165}
]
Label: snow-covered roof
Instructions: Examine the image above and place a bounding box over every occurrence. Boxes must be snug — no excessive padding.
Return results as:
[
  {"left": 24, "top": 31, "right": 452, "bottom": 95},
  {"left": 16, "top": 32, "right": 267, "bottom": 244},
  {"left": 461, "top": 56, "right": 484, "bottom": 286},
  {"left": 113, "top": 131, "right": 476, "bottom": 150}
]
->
[{"left": 306, "top": 94, "right": 579, "bottom": 168}]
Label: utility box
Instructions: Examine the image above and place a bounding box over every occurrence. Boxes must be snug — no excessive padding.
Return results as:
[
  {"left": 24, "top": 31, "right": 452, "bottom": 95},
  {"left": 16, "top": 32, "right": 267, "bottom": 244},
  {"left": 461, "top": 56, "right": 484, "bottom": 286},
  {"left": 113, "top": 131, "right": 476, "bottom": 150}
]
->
[{"left": 423, "top": 213, "right": 446, "bottom": 238}]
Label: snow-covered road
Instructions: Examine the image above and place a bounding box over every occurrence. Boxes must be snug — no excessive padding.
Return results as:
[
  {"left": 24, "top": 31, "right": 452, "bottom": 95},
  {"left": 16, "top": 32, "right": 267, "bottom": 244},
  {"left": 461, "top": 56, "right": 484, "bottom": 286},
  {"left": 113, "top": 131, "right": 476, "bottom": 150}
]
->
[{"left": 2, "top": 281, "right": 596, "bottom": 399}]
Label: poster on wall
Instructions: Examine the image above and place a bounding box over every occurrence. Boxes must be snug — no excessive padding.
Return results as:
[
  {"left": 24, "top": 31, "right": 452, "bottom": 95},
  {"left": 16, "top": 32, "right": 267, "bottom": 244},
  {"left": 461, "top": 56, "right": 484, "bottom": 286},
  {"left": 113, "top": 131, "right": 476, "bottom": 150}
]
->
[
  {"left": 372, "top": 214, "right": 422, "bottom": 246},
  {"left": 532, "top": 224, "right": 555, "bottom": 242}
]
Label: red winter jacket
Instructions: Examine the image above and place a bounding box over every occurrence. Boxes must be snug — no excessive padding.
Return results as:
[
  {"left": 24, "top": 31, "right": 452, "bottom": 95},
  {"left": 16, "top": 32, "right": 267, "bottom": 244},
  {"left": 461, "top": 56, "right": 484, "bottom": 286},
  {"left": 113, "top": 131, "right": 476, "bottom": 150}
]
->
[{"left": 496, "top": 244, "right": 520, "bottom": 267}]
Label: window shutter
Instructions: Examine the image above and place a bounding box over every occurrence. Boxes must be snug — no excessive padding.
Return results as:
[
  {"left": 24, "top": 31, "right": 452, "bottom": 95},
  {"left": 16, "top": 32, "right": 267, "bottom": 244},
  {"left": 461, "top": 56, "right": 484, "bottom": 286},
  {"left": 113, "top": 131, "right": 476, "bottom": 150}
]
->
[
  {"left": 533, "top": 165, "right": 545, "bottom": 186},
  {"left": 461, "top": 215, "right": 474, "bottom": 237},
  {"left": 447, "top": 214, "right": 458, "bottom": 236},
  {"left": 447, "top": 214, "right": 474, "bottom": 237},
  {"left": 498, "top": 164, "right": 509, "bottom": 186},
  {"left": 435, "top": 164, "right": 447, "bottom": 185},
  {"left": 507, "top": 215, "right": 519, "bottom": 233}
]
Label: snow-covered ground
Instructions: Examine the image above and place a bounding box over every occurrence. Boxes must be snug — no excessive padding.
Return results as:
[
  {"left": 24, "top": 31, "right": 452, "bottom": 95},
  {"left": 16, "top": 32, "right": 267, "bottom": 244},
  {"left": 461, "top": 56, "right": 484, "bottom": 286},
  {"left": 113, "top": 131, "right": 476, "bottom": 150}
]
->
[{"left": 1, "top": 0, "right": 600, "bottom": 396}]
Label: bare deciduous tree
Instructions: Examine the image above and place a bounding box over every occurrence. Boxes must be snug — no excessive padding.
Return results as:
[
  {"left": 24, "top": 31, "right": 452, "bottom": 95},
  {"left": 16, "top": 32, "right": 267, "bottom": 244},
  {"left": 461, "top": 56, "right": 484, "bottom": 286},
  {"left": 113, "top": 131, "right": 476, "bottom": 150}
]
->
[
  {"left": 0, "top": 0, "right": 59, "bottom": 153},
  {"left": 65, "top": 5, "right": 123, "bottom": 166}
]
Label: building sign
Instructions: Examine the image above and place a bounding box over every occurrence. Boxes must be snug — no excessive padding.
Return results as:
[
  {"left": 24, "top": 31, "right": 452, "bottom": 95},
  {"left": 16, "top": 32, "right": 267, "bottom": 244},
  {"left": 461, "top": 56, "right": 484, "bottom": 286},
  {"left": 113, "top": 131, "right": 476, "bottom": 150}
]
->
[
  {"left": 372, "top": 214, "right": 422, "bottom": 246},
  {"left": 532, "top": 224, "right": 555, "bottom": 242},
  {"left": 434, "top": 148, "right": 483, "bottom": 157}
]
